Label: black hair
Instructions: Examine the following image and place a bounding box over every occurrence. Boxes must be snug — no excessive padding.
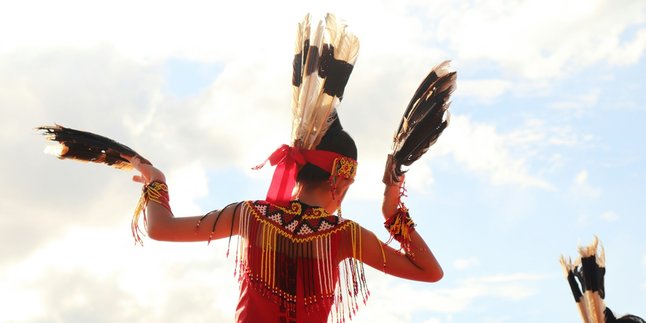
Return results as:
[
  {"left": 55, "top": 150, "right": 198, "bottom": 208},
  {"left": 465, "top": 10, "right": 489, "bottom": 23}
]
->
[
  {"left": 296, "top": 116, "right": 357, "bottom": 184},
  {"left": 605, "top": 308, "right": 646, "bottom": 323}
]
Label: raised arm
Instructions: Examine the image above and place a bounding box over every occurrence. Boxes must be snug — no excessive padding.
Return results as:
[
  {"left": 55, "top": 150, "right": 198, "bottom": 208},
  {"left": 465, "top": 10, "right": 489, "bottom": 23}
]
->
[
  {"left": 127, "top": 156, "right": 240, "bottom": 243},
  {"left": 358, "top": 224, "right": 443, "bottom": 283},
  {"left": 343, "top": 178, "right": 443, "bottom": 283}
]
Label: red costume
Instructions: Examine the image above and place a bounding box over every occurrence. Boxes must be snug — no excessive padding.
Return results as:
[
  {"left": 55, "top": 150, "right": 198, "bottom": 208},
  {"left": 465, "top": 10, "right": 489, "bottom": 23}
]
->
[{"left": 233, "top": 200, "right": 368, "bottom": 323}]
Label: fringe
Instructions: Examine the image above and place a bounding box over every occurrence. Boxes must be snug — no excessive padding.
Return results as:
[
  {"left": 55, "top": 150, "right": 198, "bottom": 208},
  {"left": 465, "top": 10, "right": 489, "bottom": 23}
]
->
[{"left": 235, "top": 201, "right": 369, "bottom": 322}]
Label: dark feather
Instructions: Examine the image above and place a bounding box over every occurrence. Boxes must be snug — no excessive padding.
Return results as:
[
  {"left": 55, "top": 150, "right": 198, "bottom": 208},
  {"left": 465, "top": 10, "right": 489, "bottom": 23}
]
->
[
  {"left": 386, "top": 60, "right": 457, "bottom": 184},
  {"left": 37, "top": 124, "right": 150, "bottom": 169}
]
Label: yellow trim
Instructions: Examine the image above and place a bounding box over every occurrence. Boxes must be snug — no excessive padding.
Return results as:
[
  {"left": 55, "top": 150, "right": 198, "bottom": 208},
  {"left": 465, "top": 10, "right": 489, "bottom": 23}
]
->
[
  {"left": 244, "top": 201, "right": 356, "bottom": 243},
  {"left": 373, "top": 231, "right": 387, "bottom": 272},
  {"left": 332, "top": 156, "right": 358, "bottom": 179}
]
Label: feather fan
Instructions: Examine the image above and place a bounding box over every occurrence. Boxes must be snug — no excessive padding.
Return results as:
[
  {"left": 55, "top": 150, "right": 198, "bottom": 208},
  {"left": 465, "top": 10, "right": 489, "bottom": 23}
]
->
[
  {"left": 384, "top": 60, "right": 457, "bottom": 184},
  {"left": 37, "top": 124, "right": 150, "bottom": 169},
  {"left": 291, "top": 13, "right": 359, "bottom": 149}
]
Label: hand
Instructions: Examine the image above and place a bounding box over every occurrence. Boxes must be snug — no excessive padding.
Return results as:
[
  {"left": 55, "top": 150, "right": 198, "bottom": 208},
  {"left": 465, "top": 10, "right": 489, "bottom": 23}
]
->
[{"left": 122, "top": 154, "right": 166, "bottom": 184}]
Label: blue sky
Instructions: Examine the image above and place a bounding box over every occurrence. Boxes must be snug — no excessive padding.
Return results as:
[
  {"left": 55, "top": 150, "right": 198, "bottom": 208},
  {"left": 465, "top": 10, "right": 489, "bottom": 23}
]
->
[{"left": 1, "top": 1, "right": 645, "bottom": 322}]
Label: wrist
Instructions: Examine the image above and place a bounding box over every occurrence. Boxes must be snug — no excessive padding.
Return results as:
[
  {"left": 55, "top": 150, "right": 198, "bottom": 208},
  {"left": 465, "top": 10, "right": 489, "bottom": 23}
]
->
[
  {"left": 147, "top": 168, "right": 166, "bottom": 183},
  {"left": 148, "top": 176, "right": 166, "bottom": 184}
]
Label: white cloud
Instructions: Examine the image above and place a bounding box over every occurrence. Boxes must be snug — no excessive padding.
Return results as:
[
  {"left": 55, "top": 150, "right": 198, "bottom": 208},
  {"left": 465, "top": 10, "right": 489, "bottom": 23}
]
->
[
  {"left": 0, "top": 0, "right": 299, "bottom": 61},
  {"left": 166, "top": 161, "right": 209, "bottom": 215},
  {"left": 600, "top": 211, "right": 619, "bottom": 222},
  {"left": 608, "top": 28, "right": 646, "bottom": 66},
  {"left": 572, "top": 169, "right": 601, "bottom": 198},
  {"left": 353, "top": 270, "right": 545, "bottom": 322},
  {"left": 434, "top": 0, "right": 646, "bottom": 80},
  {"left": 345, "top": 113, "right": 561, "bottom": 201},
  {"left": 507, "top": 119, "right": 593, "bottom": 149},
  {"left": 454, "top": 257, "right": 480, "bottom": 270},
  {"left": 435, "top": 115, "right": 553, "bottom": 189},
  {"left": 0, "top": 227, "right": 238, "bottom": 323},
  {"left": 458, "top": 79, "right": 512, "bottom": 103},
  {"left": 550, "top": 89, "right": 601, "bottom": 116}
]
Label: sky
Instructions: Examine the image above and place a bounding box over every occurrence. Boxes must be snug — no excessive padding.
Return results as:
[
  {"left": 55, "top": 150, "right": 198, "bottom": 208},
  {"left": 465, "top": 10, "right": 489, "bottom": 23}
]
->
[{"left": 1, "top": 0, "right": 645, "bottom": 322}]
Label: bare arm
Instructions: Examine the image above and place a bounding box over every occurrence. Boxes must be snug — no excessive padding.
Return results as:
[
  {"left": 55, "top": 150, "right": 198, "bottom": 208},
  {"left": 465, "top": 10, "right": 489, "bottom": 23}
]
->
[
  {"left": 342, "top": 177, "right": 443, "bottom": 283},
  {"left": 127, "top": 156, "right": 239, "bottom": 242},
  {"left": 358, "top": 225, "right": 443, "bottom": 282}
]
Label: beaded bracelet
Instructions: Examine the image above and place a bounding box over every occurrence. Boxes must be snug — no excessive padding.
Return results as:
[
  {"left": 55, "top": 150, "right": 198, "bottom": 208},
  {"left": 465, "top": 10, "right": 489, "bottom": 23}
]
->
[
  {"left": 145, "top": 181, "right": 171, "bottom": 211},
  {"left": 384, "top": 204, "right": 416, "bottom": 257},
  {"left": 131, "top": 180, "right": 171, "bottom": 245}
]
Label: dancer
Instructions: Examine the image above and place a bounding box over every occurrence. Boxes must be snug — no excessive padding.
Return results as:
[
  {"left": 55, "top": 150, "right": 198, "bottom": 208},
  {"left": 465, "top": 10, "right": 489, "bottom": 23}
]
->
[
  {"left": 40, "top": 13, "right": 448, "bottom": 322},
  {"left": 126, "top": 115, "right": 442, "bottom": 322}
]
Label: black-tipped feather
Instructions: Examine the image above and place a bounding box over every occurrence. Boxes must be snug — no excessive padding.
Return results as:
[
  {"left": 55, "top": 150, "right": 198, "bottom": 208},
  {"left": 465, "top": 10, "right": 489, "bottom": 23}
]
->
[
  {"left": 386, "top": 61, "right": 457, "bottom": 184},
  {"left": 560, "top": 237, "right": 645, "bottom": 323},
  {"left": 38, "top": 124, "right": 150, "bottom": 169}
]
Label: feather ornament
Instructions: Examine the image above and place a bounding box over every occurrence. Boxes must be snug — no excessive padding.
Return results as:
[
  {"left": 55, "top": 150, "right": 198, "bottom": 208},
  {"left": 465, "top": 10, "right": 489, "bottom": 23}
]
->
[
  {"left": 291, "top": 13, "right": 359, "bottom": 149},
  {"left": 384, "top": 60, "right": 457, "bottom": 184},
  {"left": 38, "top": 124, "right": 153, "bottom": 245},
  {"left": 37, "top": 124, "right": 151, "bottom": 169},
  {"left": 559, "top": 236, "right": 646, "bottom": 323}
]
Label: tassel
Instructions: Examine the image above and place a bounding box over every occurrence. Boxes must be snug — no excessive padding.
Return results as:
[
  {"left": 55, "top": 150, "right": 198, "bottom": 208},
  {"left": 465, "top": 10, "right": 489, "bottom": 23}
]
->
[
  {"left": 131, "top": 186, "right": 149, "bottom": 246},
  {"left": 384, "top": 204, "right": 416, "bottom": 256},
  {"left": 131, "top": 181, "right": 170, "bottom": 246}
]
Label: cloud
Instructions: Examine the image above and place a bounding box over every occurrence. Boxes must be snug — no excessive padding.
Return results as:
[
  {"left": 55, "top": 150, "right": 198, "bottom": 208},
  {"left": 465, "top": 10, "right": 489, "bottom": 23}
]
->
[
  {"left": 608, "top": 28, "right": 646, "bottom": 66},
  {"left": 0, "top": 227, "right": 238, "bottom": 323},
  {"left": 550, "top": 89, "right": 601, "bottom": 116},
  {"left": 572, "top": 169, "right": 602, "bottom": 199},
  {"left": 600, "top": 211, "right": 619, "bottom": 222},
  {"left": 353, "top": 270, "right": 546, "bottom": 323},
  {"left": 458, "top": 79, "right": 512, "bottom": 103},
  {"left": 346, "top": 113, "right": 560, "bottom": 200},
  {"left": 507, "top": 118, "right": 594, "bottom": 149},
  {"left": 0, "top": 0, "right": 301, "bottom": 61},
  {"left": 454, "top": 257, "right": 480, "bottom": 270},
  {"left": 433, "top": 0, "right": 646, "bottom": 80},
  {"left": 434, "top": 115, "right": 553, "bottom": 189}
]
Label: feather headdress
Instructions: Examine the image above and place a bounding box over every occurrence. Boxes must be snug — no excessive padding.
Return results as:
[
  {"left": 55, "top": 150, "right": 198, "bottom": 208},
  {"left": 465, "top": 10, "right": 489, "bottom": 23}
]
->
[
  {"left": 37, "top": 124, "right": 150, "bottom": 168},
  {"left": 384, "top": 60, "right": 456, "bottom": 184},
  {"left": 253, "top": 13, "right": 359, "bottom": 205},
  {"left": 291, "top": 13, "right": 359, "bottom": 149},
  {"left": 560, "top": 237, "right": 645, "bottom": 323}
]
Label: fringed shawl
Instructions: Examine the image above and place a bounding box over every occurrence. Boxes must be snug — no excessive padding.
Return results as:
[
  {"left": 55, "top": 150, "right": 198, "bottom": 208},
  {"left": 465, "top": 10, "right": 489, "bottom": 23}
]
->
[{"left": 233, "top": 200, "right": 368, "bottom": 322}]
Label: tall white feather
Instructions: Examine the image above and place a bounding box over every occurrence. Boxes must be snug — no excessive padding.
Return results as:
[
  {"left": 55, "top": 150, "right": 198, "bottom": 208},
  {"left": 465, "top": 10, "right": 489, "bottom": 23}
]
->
[
  {"left": 291, "top": 13, "right": 310, "bottom": 125},
  {"left": 291, "top": 17, "right": 323, "bottom": 148},
  {"left": 290, "top": 13, "right": 359, "bottom": 149}
]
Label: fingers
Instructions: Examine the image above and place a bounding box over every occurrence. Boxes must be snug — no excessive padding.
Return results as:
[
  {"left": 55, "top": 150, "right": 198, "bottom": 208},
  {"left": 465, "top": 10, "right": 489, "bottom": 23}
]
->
[
  {"left": 121, "top": 154, "right": 144, "bottom": 172},
  {"left": 122, "top": 153, "right": 165, "bottom": 184}
]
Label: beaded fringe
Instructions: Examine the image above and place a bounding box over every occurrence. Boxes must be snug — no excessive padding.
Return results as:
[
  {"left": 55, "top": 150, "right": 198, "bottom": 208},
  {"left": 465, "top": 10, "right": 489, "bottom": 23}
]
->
[
  {"left": 235, "top": 202, "right": 369, "bottom": 322},
  {"left": 131, "top": 181, "right": 171, "bottom": 246}
]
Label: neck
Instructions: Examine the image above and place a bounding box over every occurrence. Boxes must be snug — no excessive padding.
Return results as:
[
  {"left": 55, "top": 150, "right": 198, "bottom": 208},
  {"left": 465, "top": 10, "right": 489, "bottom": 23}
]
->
[{"left": 295, "top": 182, "right": 338, "bottom": 214}]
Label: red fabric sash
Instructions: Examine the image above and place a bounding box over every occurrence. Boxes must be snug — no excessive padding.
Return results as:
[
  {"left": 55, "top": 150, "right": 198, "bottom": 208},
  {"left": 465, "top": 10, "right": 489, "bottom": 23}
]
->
[{"left": 254, "top": 144, "right": 349, "bottom": 205}]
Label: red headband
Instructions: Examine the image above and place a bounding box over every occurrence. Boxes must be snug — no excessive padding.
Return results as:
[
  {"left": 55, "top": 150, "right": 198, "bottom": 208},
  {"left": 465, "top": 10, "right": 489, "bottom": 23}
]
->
[{"left": 254, "top": 144, "right": 357, "bottom": 205}]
